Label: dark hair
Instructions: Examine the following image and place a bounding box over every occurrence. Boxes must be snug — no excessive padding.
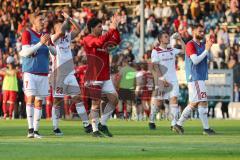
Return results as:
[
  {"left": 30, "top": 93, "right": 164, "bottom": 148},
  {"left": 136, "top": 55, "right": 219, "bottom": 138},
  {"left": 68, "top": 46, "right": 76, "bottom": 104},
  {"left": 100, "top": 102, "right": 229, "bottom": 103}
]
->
[
  {"left": 87, "top": 18, "right": 102, "bottom": 32},
  {"left": 192, "top": 24, "right": 204, "bottom": 30},
  {"left": 158, "top": 31, "right": 169, "bottom": 42}
]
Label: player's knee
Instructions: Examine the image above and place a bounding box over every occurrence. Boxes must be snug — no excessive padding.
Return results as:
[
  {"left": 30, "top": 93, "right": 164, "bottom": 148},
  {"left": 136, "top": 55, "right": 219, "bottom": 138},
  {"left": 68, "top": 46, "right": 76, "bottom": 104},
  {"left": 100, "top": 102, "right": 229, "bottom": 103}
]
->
[
  {"left": 111, "top": 96, "right": 119, "bottom": 106},
  {"left": 34, "top": 99, "right": 42, "bottom": 108},
  {"left": 92, "top": 100, "right": 101, "bottom": 108},
  {"left": 107, "top": 93, "right": 118, "bottom": 106},
  {"left": 27, "top": 96, "right": 35, "bottom": 104}
]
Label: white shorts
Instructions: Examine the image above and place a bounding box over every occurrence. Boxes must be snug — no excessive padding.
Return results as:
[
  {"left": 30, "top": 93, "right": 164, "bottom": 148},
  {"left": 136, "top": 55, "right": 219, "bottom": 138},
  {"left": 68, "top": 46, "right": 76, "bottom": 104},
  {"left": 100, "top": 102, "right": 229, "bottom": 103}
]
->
[
  {"left": 23, "top": 72, "right": 49, "bottom": 100},
  {"left": 90, "top": 79, "right": 116, "bottom": 94},
  {"left": 53, "top": 73, "right": 80, "bottom": 98},
  {"left": 85, "top": 79, "right": 116, "bottom": 100},
  {"left": 188, "top": 80, "right": 207, "bottom": 103},
  {"left": 153, "top": 81, "right": 179, "bottom": 100}
]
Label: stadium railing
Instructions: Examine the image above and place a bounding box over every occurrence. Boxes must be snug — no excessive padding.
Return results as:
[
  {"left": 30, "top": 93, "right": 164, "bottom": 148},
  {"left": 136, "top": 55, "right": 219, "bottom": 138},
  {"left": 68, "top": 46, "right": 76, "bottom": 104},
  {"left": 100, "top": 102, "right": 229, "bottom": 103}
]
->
[{"left": 45, "top": 2, "right": 72, "bottom": 7}]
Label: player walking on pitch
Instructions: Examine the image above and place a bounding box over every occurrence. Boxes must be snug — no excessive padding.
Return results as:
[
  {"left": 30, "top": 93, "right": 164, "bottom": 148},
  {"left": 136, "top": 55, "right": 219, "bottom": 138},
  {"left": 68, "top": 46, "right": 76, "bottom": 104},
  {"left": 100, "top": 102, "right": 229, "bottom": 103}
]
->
[
  {"left": 174, "top": 24, "right": 216, "bottom": 135},
  {"left": 81, "top": 15, "right": 121, "bottom": 137},
  {"left": 149, "top": 31, "right": 185, "bottom": 130},
  {"left": 19, "top": 13, "right": 56, "bottom": 138},
  {"left": 50, "top": 12, "right": 92, "bottom": 136}
]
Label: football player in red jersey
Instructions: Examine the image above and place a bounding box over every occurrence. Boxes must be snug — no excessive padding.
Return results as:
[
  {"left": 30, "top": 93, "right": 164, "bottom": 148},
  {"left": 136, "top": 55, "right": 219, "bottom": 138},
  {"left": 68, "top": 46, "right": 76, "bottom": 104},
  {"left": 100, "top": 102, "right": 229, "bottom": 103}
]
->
[{"left": 81, "top": 15, "right": 121, "bottom": 137}]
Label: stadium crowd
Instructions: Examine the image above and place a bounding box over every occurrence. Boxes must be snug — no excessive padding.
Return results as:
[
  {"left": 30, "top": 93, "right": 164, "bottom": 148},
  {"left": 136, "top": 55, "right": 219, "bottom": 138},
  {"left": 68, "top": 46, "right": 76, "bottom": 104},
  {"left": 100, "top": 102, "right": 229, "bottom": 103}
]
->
[{"left": 0, "top": 0, "right": 239, "bottom": 120}]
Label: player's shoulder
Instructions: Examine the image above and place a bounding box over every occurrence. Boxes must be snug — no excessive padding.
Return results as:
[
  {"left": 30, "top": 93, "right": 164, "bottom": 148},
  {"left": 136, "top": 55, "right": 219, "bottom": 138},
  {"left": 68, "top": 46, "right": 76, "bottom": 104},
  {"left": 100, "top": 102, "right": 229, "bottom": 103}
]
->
[
  {"left": 186, "top": 40, "right": 195, "bottom": 48},
  {"left": 152, "top": 47, "right": 163, "bottom": 56},
  {"left": 152, "top": 47, "right": 163, "bottom": 52},
  {"left": 22, "top": 29, "right": 31, "bottom": 37}
]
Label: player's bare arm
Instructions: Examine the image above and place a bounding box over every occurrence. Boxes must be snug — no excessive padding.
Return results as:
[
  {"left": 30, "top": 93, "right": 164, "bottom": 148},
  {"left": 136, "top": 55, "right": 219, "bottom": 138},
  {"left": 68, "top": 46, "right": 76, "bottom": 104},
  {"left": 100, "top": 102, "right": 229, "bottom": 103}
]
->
[
  {"left": 109, "top": 14, "right": 121, "bottom": 30},
  {"left": 51, "top": 23, "right": 66, "bottom": 43},
  {"left": 0, "top": 68, "right": 6, "bottom": 76},
  {"left": 61, "top": 12, "right": 81, "bottom": 40},
  {"left": 176, "top": 34, "right": 186, "bottom": 52}
]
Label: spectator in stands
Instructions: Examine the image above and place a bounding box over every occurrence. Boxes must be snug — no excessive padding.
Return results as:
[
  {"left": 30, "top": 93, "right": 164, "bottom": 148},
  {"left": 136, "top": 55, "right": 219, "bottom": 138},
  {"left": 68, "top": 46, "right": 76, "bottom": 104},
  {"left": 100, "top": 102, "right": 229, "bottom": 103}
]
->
[
  {"left": 173, "top": 15, "right": 182, "bottom": 32},
  {"left": 161, "top": 18, "right": 172, "bottom": 33},
  {"left": 119, "top": 2, "right": 128, "bottom": 15},
  {"left": 176, "top": 0, "right": 184, "bottom": 16},
  {"left": 204, "top": 0, "right": 212, "bottom": 17},
  {"left": 214, "top": 0, "right": 226, "bottom": 21},
  {"left": 234, "top": 26, "right": 240, "bottom": 45},
  {"left": 209, "top": 60, "right": 218, "bottom": 69},
  {"left": 154, "top": 3, "right": 162, "bottom": 23},
  {"left": 146, "top": 15, "right": 158, "bottom": 38},
  {"left": 162, "top": 2, "right": 172, "bottom": 18},
  {"left": 230, "top": 0, "right": 240, "bottom": 23},
  {"left": 118, "top": 10, "right": 128, "bottom": 34},
  {"left": 233, "top": 83, "right": 240, "bottom": 102},
  {"left": 145, "top": 3, "right": 153, "bottom": 19},
  {"left": 222, "top": 26, "right": 230, "bottom": 47},
  {"left": 178, "top": 26, "right": 192, "bottom": 43},
  {"left": 190, "top": 0, "right": 201, "bottom": 21},
  {"left": 233, "top": 44, "right": 240, "bottom": 61},
  {"left": 228, "top": 53, "right": 240, "bottom": 84},
  {"left": 221, "top": 100, "right": 230, "bottom": 119},
  {"left": 208, "top": 101, "right": 217, "bottom": 118},
  {"left": 133, "top": 2, "right": 140, "bottom": 17}
]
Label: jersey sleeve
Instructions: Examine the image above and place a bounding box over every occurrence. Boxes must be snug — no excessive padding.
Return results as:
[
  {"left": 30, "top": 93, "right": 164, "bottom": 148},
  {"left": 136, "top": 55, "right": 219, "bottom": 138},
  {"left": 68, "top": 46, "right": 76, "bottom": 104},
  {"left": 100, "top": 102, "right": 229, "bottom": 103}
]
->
[
  {"left": 172, "top": 48, "right": 181, "bottom": 55},
  {"left": 186, "top": 42, "right": 196, "bottom": 57},
  {"left": 88, "top": 29, "right": 117, "bottom": 47},
  {"left": 151, "top": 49, "right": 159, "bottom": 63},
  {"left": 21, "top": 30, "right": 31, "bottom": 45}
]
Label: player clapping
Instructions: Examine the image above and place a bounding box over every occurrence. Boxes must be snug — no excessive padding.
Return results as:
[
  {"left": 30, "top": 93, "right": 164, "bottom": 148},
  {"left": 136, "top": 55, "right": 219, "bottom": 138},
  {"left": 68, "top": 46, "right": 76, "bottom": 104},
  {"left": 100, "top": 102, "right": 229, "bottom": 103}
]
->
[{"left": 173, "top": 24, "right": 216, "bottom": 135}]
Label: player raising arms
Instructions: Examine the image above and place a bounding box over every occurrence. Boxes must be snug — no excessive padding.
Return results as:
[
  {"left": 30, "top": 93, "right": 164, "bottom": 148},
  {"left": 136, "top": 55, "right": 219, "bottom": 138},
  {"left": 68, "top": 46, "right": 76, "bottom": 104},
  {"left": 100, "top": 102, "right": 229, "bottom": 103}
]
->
[
  {"left": 81, "top": 15, "right": 121, "bottom": 137},
  {"left": 149, "top": 31, "right": 185, "bottom": 130},
  {"left": 19, "top": 13, "right": 56, "bottom": 138},
  {"left": 174, "top": 24, "right": 216, "bottom": 135},
  {"left": 50, "top": 12, "right": 92, "bottom": 136}
]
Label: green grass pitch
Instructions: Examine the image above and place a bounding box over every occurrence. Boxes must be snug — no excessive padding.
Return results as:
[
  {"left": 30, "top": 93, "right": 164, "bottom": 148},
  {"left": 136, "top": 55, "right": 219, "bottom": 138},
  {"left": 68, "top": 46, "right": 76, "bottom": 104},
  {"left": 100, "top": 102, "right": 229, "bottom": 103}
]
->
[{"left": 0, "top": 119, "right": 239, "bottom": 160}]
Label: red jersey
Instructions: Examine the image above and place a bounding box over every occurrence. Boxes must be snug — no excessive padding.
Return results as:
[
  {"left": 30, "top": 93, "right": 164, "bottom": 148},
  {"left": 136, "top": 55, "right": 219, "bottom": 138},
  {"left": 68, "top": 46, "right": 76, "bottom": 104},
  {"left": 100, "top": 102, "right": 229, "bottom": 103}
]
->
[
  {"left": 75, "top": 65, "right": 88, "bottom": 85},
  {"left": 81, "top": 29, "right": 121, "bottom": 81}
]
